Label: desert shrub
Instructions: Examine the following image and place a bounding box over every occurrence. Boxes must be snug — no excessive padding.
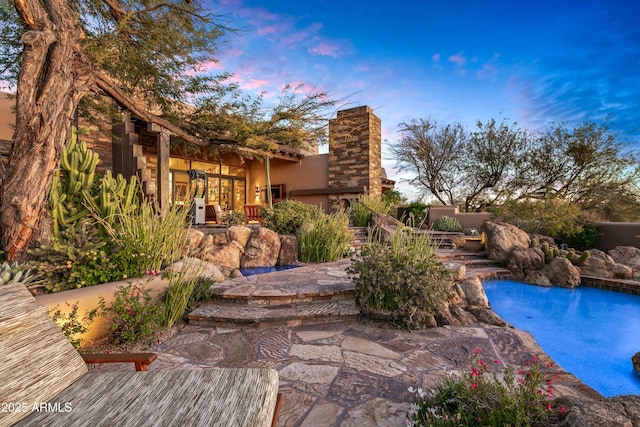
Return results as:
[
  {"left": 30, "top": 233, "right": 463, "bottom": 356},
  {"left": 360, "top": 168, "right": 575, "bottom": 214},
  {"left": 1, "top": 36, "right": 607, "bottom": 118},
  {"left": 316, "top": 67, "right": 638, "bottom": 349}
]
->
[
  {"left": 49, "top": 301, "right": 101, "bottom": 349},
  {"left": 407, "top": 349, "right": 564, "bottom": 426},
  {"left": 187, "top": 277, "right": 214, "bottom": 312},
  {"left": 350, "top": 194, "right": 395, "bottom": 227},
  {"left": 347, "top": 227, "right": 453, "bottom": 329},
  {"left": 432, "top": 215, "right": 462, "bottom": 232},
  {"left": 402, "top": 200, "right": 429, "bottom": 227},
  {"left": 100, "top": 283, "right": 164, "bottom": 347},
  {"left": 223, "top": 210, "right": 246, "bottom": 226},
  {"left": 163, "top": 258, "right": 207, "bottom": 327},
  {"left": 28, "top": 225, "right": 141, "bottom": 293},
  {"left": 491, "top": 198, "right": 581, "bottom": 237},
  {"left": 298, "top": 210, "right": 352, "bottom": 263},
  {"left": 560, "top": 220, "right": 599, "bottom": 251},
  {"left": 261, "top": 200, "right": 318, "bottom": 235}
]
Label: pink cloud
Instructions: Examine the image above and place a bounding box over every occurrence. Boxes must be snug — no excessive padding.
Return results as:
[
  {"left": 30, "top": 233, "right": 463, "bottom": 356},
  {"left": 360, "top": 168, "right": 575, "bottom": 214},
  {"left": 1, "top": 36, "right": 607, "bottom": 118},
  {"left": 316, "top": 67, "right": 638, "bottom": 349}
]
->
[
  {"left": 448, "top": 53, "right": 466, "bottom": 66},
  {"left": 308, "top": 42, "right": 342, "bottom": 58},
  {"left": 281, "top": 23, "right": 324, "bottom": 46},
  {"left": 243, "top": 78, "right": 270, "bottom": 90},
  {"left": 258, "top": 25, "right": 278, "bottom": 36},
  {"left": 432, "top": 53, "right": 441, "bottom": 62}
]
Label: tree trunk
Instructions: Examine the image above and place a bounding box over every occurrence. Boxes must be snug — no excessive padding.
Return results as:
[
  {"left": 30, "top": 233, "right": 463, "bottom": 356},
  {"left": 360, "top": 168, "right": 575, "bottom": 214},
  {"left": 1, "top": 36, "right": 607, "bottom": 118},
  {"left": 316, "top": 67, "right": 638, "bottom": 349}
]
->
[{"left": 0, "top": 0, "right": 93, "bottom": 261}]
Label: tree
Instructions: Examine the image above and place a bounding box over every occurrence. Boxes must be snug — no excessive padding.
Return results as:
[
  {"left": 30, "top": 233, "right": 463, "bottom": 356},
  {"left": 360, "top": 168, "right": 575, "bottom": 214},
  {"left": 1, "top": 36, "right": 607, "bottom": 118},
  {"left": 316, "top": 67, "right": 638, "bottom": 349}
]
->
[
  {"left": 391, "top": 117, "right": 529, "bottom": 212},
  {"left": 0, "top": 0, "right": 343, "bottom": 259},
  {"left": 525, "top": 120, "right": 640, "bottom": 220},
  {"left": 390, "top": 118, "right": 466, "bottom": 206}
]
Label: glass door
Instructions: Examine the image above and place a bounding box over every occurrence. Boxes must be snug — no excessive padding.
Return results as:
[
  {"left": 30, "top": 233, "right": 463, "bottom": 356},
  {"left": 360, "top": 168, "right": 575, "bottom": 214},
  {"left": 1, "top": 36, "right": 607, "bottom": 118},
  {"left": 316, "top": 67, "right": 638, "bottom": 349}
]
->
[{"left": 233, "top": 180, "right": 246, "bottom": 212}]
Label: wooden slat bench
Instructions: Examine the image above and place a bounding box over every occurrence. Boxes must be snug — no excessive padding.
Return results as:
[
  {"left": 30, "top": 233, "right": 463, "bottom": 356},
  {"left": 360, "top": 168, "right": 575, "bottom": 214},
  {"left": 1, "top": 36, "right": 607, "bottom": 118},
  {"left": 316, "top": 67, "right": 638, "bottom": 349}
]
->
[{"left": 0, "top": 283, "right": 280, "bottom": 427}]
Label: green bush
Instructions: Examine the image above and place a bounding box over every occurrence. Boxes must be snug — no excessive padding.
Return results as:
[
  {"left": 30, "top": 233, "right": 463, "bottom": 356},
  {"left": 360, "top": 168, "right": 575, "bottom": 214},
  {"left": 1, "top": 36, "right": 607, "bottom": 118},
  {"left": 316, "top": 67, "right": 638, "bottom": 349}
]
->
[
  {"left": 432, "top": 215, "right": 462, "bottom": 232},
  {"left": 223, "top": 210, "right": 246, "bottom": 226},
  {"left": 100, "top": 283, "right": 164, "bottom": 347},
  {"left": 298, "top": 210, "right": 352, "bottom": 263},
  {"left": 402, "top": 201, "right": 429, "bottom": 227},
  {"left": 407, "top": 350, "right": 564, "bottom": 426},
  {"left": 163, "top": 258, "right": 207, "bottom": 327},
  {"left": 561, "top": 220, "right": 599, "bottom": 251},
  {"left": 347, "top": 227, "right": 453, "bottom": 329},
  {"left": 491, "top": 198, "right": 581, "bottom": 237},
  {"left": 261, "top": 200, "right": 318, "bottom": 235},
  {"left": 350, "top": 194, "right": 395, "bottom": 227}
]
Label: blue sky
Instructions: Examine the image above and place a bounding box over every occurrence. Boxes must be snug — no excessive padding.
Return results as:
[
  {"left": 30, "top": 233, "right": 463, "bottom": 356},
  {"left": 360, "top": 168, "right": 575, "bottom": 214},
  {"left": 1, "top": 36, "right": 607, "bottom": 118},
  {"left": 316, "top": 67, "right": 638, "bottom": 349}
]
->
[{"left": 209, "top": 0, "right": 639, "bottom": 199}]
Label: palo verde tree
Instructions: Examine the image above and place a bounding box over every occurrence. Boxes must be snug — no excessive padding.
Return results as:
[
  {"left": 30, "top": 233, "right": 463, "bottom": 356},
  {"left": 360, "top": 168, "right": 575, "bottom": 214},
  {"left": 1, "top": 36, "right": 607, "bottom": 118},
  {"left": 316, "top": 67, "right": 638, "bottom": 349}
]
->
[{"left": 0, "top": 0, "right": 341, "bottom": 260}]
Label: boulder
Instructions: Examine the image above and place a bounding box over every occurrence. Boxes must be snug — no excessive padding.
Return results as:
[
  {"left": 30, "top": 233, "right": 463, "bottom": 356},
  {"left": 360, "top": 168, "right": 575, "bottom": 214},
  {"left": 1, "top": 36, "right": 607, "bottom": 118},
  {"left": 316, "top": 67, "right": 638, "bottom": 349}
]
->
[
  {"left": 577, "top": 249, "right": 612, "bottom": 278},
  {"left": 379, "top": 224, "right": 397, "bottom": 244},
  {"left": 608, "top": 246, "right": 640, "bottom": 271},
  {"left": 241, "top": 227, "right": 281, "bottom": 268},
  {"left": 169, "top": 257, "right": 225, "bottom": 283},
  {"left": 211, "top": 232, "right": 229, "bottom": 246},
  {"left": 458, "top": 277, "right": 489, "bottom": 308},
  {"left": 482, "top": 221, "right": 531, "bottom": 263},
  {"left": 278, "top": 235, "right": 298, "bottom": 266},
  {"left": 633, "top": 352, "right": 640, "bottom": 373},
  {"left": 466, "top": 307, "right": 508, "bottom": 327},
  {"left": 202, "top": 240, "right": 245, "bottom": 269},
  {"left": 227, "top": 225, "right": 252, "bottom": 248},
  {"left": 449, "top": 234, "right": 466, "bottom": 249},
  {"left": 610, "top": 263, "right": 634, "bottom": 279},
  {"left": 542, "top": 257, "right": 581, "bottom": 288},
  {"left": 522, "top": 270, "right": 552, "bottom": 287},
  {"left": 180, "top": 228, "right": 205, "bottom": 257},
  {"left": 506, "top": 247, "right": 545, "bottom": 279},
  {"left": 554, "top": 395, "right": 640, "bottom": 427},
  {"left": 443, "top": 262, "right": 466, "bottom": 282},
  {"left": 370, "top": 212, "right": 402, "bottom": 228}
]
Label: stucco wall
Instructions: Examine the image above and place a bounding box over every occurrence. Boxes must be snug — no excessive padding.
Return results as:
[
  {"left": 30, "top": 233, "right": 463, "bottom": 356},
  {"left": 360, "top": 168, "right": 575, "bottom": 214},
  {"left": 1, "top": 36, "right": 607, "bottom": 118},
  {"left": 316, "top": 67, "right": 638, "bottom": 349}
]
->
[
  {"left": 429, "top": 205, "right": 490, "bottom": 230},
  {"left": 0, "top": 92, "right": 15, "bottom": 141}
]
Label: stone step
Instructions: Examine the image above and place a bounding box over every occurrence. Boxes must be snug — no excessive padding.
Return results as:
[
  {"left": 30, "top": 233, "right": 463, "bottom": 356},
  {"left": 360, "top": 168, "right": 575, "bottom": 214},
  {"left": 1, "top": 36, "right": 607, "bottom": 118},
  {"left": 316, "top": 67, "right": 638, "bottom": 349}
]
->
[
  {"left": 189, "top": 299, "right": 358, "bottom": 328},
  {"left": 209, "top": 287, "right": 356, "bottom": 306}
]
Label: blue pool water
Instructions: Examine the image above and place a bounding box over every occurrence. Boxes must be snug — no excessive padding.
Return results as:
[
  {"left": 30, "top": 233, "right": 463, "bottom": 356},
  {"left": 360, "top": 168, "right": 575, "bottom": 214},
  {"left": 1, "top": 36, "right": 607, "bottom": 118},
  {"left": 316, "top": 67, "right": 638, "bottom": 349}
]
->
[
  {"left": 483, "top": 280, "right": 640, "bottom": 397},
  {"left": 239, "top": 265, "right": 299, "bottom": 277}
]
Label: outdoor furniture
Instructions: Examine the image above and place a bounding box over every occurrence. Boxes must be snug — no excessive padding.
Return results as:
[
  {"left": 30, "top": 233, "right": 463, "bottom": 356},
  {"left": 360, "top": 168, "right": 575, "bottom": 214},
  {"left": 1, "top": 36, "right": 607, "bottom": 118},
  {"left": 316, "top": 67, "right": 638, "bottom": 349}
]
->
[
  {"left": 244, "top": 204, "right": 263, "bottom": 223},
  {"left": 205, "top": 204, "right": 224, "bottom": 223},
  {"left": 0, "top": 282, "right": 281, "bottom": 427}
]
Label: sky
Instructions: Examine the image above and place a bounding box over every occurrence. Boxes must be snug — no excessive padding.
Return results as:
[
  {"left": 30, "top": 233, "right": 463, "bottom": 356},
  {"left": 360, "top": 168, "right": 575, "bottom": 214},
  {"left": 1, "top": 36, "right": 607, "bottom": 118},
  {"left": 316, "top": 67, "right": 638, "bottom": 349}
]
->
[{"left": 209, "top": 1, "right": 638, "bottom": 199}]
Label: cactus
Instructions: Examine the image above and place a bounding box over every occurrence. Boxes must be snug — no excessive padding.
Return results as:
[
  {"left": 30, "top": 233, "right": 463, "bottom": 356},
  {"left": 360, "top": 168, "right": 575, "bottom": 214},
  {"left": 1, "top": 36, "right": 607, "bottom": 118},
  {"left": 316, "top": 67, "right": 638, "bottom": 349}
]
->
[
  {"left": 568, "top": 250, "right": 590, "bottom": 265},
  {"left": 432, "top": 215, "right": 463, "bottom": 232},
  {"left": 541, "top": 241, "right": 560, "bottom": 263},
  {"left": 49, "top": 127, "right": 100, "bottom": 237},
  {"left": 84, "top": 170, "right": 139, "bottom": 227},
  {"left": 0, "top": 262, "right": 40, "bottom": 287},
  {"left": 529, "top": 239, "right": 538, "bottom": 248}
]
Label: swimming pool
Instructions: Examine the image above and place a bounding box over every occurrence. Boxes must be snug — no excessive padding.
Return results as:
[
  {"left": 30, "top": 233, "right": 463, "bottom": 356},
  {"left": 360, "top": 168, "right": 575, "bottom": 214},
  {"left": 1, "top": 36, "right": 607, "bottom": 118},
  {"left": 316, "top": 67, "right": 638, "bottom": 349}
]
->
[
  {"left": 483, "top": 280, "right": 640, "bottom": 397},
  {"left": 239, "top": 264, "right": 299, "bottom": 277}
]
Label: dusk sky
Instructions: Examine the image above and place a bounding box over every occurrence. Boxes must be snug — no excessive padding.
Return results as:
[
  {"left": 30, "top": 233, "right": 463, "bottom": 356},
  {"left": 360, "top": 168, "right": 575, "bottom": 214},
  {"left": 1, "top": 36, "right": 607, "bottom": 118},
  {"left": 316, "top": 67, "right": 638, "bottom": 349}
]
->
[{"left": 209, "top": 0, "right": 640, "bottom": 200}]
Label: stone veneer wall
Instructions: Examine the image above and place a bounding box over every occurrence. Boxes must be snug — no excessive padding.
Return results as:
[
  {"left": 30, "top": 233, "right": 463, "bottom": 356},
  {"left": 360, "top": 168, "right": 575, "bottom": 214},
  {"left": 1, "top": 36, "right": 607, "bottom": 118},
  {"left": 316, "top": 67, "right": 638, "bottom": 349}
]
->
[{"left": 327, "top": 106, "right": 382, "bottom": 211}]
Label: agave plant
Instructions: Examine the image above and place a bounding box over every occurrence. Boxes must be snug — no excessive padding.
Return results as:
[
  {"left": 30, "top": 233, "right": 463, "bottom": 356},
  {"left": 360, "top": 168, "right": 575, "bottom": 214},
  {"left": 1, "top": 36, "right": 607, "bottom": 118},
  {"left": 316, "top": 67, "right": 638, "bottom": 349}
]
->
[{"left": 0, "top": 262, "right": 41, "bottom": 288}]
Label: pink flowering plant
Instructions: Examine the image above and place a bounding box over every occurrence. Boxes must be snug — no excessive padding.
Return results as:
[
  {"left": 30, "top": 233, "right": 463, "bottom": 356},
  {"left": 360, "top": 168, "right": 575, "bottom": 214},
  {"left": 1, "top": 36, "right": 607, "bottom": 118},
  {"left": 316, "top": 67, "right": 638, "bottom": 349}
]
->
[{"left": 407, "top": 349, "right": 565, "bottom": 426}]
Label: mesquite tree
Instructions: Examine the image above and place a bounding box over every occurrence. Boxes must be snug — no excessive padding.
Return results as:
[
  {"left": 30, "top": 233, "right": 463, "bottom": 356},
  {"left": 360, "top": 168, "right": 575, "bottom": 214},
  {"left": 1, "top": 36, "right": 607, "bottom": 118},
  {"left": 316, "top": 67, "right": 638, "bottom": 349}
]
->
[{"left": 0, "top": 0, "right": 341, "bottom": 260}]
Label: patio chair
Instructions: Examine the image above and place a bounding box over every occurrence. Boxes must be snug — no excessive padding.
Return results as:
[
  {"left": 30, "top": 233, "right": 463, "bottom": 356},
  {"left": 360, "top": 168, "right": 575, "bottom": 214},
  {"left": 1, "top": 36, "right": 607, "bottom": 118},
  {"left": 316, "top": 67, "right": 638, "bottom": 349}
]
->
[
  {"left": 0, "top": 282, "right": 281, "bottom": 427},
  {"left": 244, "top": 204, "right": 263, "bottom": 223}
]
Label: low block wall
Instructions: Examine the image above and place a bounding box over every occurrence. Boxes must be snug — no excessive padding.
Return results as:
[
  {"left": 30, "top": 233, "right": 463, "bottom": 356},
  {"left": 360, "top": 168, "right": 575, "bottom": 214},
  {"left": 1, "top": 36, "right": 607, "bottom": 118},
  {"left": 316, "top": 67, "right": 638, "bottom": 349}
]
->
[
  {"left": 429, "top": 205, "right": 490, "bottom": 230},
  {"left": 596, "top": 222, "right": 640, "bottom": 251},
  {"left": 35, "top": 276, "right": 170, "bottom": 343}
]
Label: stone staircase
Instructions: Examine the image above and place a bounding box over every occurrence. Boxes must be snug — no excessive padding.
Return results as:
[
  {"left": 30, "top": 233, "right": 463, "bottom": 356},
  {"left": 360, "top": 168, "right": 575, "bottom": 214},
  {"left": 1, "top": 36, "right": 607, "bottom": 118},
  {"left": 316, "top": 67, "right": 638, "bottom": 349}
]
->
[
  {"left": 188, "top": 260, "right": 358, "bottom": 329},
  {"left": 349, "top": 226, "right": 368, "bottom": 249}
]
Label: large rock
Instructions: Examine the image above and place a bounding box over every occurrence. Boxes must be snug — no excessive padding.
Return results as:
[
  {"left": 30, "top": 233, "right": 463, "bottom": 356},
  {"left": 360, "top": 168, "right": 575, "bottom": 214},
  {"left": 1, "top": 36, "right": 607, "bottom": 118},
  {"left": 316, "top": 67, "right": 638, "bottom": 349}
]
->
[
  {"left": 506, "top": 247, "right": 545, "bottom": 279},
  {"left": 541, "top": 257, "right": 581, "bottom": 288},
  {"left": 227, "top": 225, "right": 253, "bottom": 248},
  {"left": 180, "top": 228, "right": 205, "bottom": 257},
  {"left": 278, "top": 235, "right": 298, "bottom": 266},
  {"left": 443, "top": 262, "right": 466, "bottom": 281},
  {"left": 555, "top": 395, "right": 640, "bottom": 427},
  {"left": 458, "top": 277, "right": 489, "bottom": 308},
  {"left": 169, "top": 257, "right": 225, "bottom": 282},
  {"left": 578, "top": 249, "right": 634, "bottom": 279},
  {"left": 482, "top": 221, "right": 531, "bottom": 263},
  {"left": 522, "top": 270, "right": 552, "bottom": 287},
  {"left": 632, "top": 352, "right": 640, "bottom": 373},
  {"left": 202, "top": 240, "right": 245, "bottom": 269},
  {"left": 608, "top": 246, "right": 640, "bottom": 270},
  {"left": 370, "top": 212, "right": 402, "bottom": 228},
  {"left": 241, "top": 227, "right": 281, "bottom": 268}
]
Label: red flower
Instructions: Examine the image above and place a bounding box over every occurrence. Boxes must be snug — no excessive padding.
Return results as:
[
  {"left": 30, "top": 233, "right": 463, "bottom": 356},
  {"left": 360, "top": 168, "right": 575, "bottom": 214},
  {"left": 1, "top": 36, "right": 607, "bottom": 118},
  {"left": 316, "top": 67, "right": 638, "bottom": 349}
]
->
[
  {"left": 471, "top": 383, "right": 478, "bottom": 390},
  {"left": 559, "top": 406, "right": 566, "bottom": 414}
]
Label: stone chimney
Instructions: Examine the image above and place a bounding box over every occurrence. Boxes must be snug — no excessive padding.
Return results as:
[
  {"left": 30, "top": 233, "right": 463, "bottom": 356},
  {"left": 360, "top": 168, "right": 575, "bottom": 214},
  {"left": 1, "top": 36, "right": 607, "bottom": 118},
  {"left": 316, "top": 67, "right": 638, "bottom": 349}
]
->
[{"left": 327, "top": 106, "right": 382, "bottom": 210}]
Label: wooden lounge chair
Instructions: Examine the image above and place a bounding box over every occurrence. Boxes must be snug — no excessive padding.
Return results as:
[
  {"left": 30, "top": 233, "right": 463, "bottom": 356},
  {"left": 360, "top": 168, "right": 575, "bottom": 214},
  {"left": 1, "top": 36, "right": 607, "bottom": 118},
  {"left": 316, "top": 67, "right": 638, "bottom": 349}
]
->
[
  {"left": 0, "top": 282, "right": 281, "bottom": 427},
  {"left": 243, "top": 204, "right": 263, "bottom": 223}
]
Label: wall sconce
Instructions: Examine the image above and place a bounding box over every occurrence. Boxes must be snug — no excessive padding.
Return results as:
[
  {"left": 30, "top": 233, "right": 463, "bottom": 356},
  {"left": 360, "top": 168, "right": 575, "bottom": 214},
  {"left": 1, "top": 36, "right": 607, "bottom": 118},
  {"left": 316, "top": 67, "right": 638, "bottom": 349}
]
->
[{"left": 255, "top": 186, "right": 260, "bottom": 198}]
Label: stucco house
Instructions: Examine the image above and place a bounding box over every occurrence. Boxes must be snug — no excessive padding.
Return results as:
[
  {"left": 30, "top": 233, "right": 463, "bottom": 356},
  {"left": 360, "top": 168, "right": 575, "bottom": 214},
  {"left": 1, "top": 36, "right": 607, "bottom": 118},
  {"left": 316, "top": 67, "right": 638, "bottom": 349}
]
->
[{"left": 0, "top": 93, "right": 393, "bottom": 220}]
